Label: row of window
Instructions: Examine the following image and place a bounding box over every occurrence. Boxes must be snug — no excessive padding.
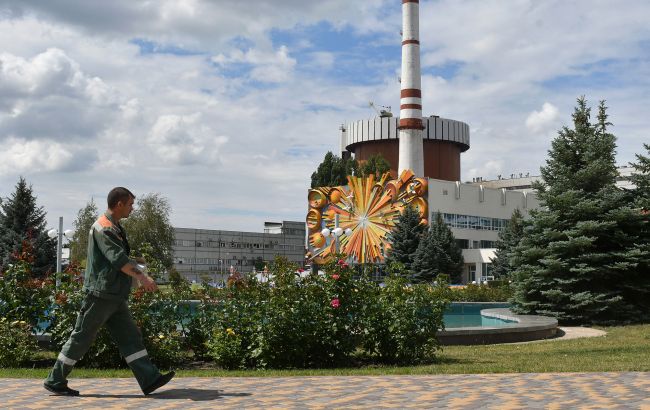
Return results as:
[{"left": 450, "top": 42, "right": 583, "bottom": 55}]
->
[
  {"left": 455, "top": 239, "right": 497, "bottom": 249},
  {"left": 176, "top": 256, "right": 261, "bottom": 265},
  {"left": 173, "top": 239, "right": 302, "bottom": 250},
  {"left": 441, "top": 213, "right": 509, "bottom": 231}
]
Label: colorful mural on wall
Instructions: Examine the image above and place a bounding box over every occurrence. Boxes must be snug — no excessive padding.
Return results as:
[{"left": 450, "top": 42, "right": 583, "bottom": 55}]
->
[{"left": 306, "top": 170, "right": 428, "bottom": 265}]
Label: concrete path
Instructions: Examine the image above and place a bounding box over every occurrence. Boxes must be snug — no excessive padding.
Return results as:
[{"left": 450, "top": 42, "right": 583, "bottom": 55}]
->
[{"left": 2, "top": 372, "right": 650, "bottom": 409}]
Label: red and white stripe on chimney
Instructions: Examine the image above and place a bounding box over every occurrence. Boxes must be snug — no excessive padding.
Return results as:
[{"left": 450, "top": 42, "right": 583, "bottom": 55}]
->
[{"left": 398, "top": 0, "right": 425, "bottom": 177}]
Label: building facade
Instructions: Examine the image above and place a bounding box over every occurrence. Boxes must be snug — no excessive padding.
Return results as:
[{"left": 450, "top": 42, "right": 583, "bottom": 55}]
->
[
  {"left": 172, "top": 221, "right": 305, "bottom": 283},
  {"left": 427, "top": 178, "right": 540, "bottom": 284}
]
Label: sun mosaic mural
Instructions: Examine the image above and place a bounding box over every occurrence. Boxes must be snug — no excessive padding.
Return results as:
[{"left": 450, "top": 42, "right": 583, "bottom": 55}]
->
[{"left": 306, "top": 170, "right": 428, "bottom": 265}]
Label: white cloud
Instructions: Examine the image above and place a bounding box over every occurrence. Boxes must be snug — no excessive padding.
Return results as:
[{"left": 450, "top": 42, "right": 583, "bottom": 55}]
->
[
  {"left": 148, "top": 113, "right": 228, "bottom": 164},
  {"left": 526, "top": 103, "right": 560, "bottom": 134},
  {"left": 0, "top": 137, "right": 96, "bottom": 176},
  {"left": 0, "top": 48, "right": 119, "bottom": 140},
  {"left": 212, "top": 45, "right": 297, "bottom": 84}
]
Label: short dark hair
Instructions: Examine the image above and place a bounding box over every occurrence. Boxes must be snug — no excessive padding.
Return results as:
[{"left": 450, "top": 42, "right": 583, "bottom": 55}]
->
[{"left": 107, "top": 187, "right": 135, "bottom": 209}]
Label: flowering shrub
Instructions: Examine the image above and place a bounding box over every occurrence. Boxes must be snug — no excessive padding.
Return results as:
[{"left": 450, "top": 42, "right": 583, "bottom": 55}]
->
[
  {"left": 360, "top": 274, "right": 447, "bottom": 364},
  {"left": 0, "top": 317, "right": 38, "bottom": 367},
  {"left": 204, "top": 256, "right": 448, "bottom": 368},
  {"left": 251, "top": 257, "right": 365, "bottom": 368},
  {"left": 144, "top": 331, "right": 185, "bottom": 369},
  {"left": 0, "top": 242, "right": 52, "bottom": 330},
  {"left": 206, "top": 327, "right": 246, "bottom": 369}
]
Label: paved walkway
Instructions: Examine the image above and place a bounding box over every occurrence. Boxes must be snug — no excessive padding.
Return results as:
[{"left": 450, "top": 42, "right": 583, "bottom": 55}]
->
[{"left": 2, "top": 372, "right": 649, "bottom": 409}]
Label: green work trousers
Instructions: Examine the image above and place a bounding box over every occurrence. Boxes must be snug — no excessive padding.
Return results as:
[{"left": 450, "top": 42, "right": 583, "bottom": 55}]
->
[{"left": 45, "top": 293, "right": 161, "bottom": 392}]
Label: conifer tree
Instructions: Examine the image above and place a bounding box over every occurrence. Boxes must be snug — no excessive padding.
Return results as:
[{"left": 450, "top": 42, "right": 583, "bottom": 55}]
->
[
  {"left": 490, "top": 208, "right": 525, "bottom": 279},
  {"left": 385, "top": 205, "right": 426, "bottom": 273},
  {"left": 69, "top": 199, "right": 99, "bottom": 266},
  {"left": 629, "top": 143, "right": 650, "bottom": 210},
  {"left": 0, "top": 177, "right": 56, "bottom": 276},
  {"left": 510, "top": 98, "right": 650, "bottom": 324},
  {"left": 411, "top": 212, "right": 463, "bottom": 283}
]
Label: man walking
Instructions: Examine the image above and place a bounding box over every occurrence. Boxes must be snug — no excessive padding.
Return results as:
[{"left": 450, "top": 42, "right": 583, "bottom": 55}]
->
[{"left": 44, "top": 187, "right": 174, "bottom": 396}]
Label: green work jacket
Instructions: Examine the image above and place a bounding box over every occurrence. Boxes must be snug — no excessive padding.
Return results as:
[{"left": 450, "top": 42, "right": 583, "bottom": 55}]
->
[{"left": 83, "top": 212, "right": 133, "bottom": 300}]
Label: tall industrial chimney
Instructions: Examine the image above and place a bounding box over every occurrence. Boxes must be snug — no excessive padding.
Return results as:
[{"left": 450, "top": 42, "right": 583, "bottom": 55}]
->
[{"left": 398, "top": 0, "right": 425, "bottom": 177}]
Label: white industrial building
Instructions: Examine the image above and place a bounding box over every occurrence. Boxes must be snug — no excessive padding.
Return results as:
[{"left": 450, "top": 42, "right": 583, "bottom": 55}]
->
[{"left": 427, "top": 178, "right": 539, "bottom": 284}]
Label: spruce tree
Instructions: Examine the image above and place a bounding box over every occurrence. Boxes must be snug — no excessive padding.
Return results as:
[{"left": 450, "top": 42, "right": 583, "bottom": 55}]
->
[
  {"left": 0, "top": 177, "right": 56, "bottom": 276},
  {"left": 490, "top": 208, "right": 525, "bottom": 279},
  {"left": 411, "top": 212, "right": 463, "bottom": 283},
  {"left": 629, "top": 143, "right": 650, "bottom": 210},
  {"left": 385, "top": 205, "right": 425, "bottom": 273},
  {"left": 69, "top": 199, "right": 99, "bottom": 266},
  {"left": 510, "top": 98, "right": 650, "bottom": 324}
]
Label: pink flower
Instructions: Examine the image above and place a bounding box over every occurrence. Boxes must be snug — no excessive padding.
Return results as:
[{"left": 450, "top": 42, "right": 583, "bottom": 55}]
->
[
  {"left": 330, "top": 298, "right": 340, "bottom": 309},
  {"left": 337, "top": 259, "right": 345, "bottom": 265},
  {"left": 331, "top": 274, "right": 340, "bottom": 280}
]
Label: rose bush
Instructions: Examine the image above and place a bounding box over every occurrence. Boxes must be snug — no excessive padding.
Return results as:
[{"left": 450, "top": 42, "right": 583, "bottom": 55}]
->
[
  {"left": 203, "top": 256, "right": 448, "bottom": 369},
  {"left": 0, "top": 242, "right": 52, "bottom": 330}
]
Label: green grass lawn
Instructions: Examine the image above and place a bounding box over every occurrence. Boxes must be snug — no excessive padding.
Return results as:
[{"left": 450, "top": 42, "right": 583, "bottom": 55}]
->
[{"left": 2, "top": 324, "right": 649, "bottom": 378}]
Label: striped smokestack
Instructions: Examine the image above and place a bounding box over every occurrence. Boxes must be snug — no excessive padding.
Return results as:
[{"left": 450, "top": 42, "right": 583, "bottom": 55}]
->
[{"left": 398, "top": 0, "right": 424, "bottom": 177}]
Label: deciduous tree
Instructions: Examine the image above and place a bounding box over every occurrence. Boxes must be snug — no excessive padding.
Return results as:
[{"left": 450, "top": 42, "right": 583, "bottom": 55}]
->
[
  {"left": 310, "top": 152, "right": 358, "bottom": 188},
  {"left": 69, "top": 199, "right": 99, "bottom": 266},
  {"left": 122, "top": 193, "right": 175, "bottom": 268},
  {"left": 359, "top": 153, "right": 391, "bottom": 179}
]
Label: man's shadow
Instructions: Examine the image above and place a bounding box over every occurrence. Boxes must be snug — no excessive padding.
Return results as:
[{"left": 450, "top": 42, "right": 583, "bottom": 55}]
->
[{"left": 82, "top": 389, "right": 251, "bottom": 401}]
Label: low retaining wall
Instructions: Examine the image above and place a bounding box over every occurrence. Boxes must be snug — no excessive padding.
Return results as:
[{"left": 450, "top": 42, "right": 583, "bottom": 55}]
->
[{"left": 438, "top": 308, "right": 558, "bottom": 345}]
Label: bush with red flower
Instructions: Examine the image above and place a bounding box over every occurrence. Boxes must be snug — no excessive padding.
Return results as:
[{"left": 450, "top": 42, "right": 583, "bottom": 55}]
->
[
  {"left": 204, "top": 255, "right": 448, "bottom": 368},
  {"left": 0, "top": 241, "right": 52, "bottom": 331}
]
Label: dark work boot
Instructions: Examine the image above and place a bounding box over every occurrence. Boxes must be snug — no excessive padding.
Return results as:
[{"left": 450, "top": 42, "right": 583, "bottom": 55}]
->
[
  {"left": 142, "top": 371, "right": 175, "bottom": 395},
  {"left": 44, "top": 383, "right": 80, "bottom": 396}
]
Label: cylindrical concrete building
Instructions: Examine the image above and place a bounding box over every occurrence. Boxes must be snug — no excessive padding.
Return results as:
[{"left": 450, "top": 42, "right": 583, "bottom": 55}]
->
[{"left": 340, "top": 116, "right": 470, "bottom": 181}]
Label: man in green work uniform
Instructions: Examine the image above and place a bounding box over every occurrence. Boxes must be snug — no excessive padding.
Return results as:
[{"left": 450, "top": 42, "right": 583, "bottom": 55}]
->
[{"left": 44, "top": 187, "right": 174, "bottom": 396}]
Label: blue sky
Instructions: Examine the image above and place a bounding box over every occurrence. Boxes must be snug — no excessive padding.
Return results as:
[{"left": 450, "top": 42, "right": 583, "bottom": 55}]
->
[{"left": 0, "top": 0, "right": 649, "bottom": 232}]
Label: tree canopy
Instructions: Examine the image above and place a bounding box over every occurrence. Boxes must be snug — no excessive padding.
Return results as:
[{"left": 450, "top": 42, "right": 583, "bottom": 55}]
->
[
  {"left": 629, "top": 143, "right": 650, "bottom": 210},
  {"left": 122, "top": 193, "right": 175, "bottom": 268},
  {"left": 510, "top": 98, "right": 650, "bottom": 324},
  {"left": 310, "top": 152, "right": 358, "bottom": 188},
  {"left": 358, "top": 154, "right": 391, "bottom": 179},
  {"left": 489, "top": 208, "right": 525, "bottom": 279},
  {"left": 0, "top": 177, "right": 56, "bottom": 276},
  {"left": 385, "top": 205, "right": 426, "bottom": 273},
  {"left": 69, "top": 199, "right": 99, "bottom": 266},
  {"left": 411, "top": 212, "right": 463, "bottom": 284}
]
